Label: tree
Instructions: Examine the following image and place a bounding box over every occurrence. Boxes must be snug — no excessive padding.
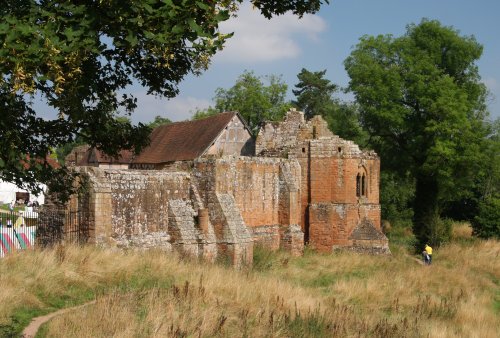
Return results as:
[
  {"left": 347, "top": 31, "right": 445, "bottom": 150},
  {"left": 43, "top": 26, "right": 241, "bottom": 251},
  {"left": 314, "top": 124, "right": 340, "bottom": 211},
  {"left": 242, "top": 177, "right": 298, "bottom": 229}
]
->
[
  {"left": 471, "top": 118, "right": 500, "bottom": 238},
  {"left": 147, "top": 115, "right": 172, "bottom": 129},
  {"left": 0, "top": 0, "right": 328, "bottom": 200},
  {"left": 192, "top": 107, "right": 219, "bottom": 120},
  {"left": 293, "top": 69, "right": 338, "bottom": 119},
  {"left": 292, "top": 68, "right": 366, "bottom": 144},
  {"left": 345, "top": 20, "right": 490, "bottom": 247},
  {"left": 197, "top": 71, "right": 291, "bottom": 134}
]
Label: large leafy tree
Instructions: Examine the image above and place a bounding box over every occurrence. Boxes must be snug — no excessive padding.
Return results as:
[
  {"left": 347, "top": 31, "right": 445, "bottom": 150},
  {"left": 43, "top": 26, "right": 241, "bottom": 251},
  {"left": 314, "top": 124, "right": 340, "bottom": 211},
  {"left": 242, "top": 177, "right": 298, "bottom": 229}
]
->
[
  {"left": 195, "top": 71, "right": 291, "bottom": 134},
  {"left": 471, "top": 118, "right": 500, "bottom": 238},
  {"left": 292, "top": 68, "right": 366, "bottom": 144},
  {"left": 345, "top": 20, "right": 490, "bottom": 247},
  {"left": 0, "top": 0, "right": 328, "bottom": 200}
]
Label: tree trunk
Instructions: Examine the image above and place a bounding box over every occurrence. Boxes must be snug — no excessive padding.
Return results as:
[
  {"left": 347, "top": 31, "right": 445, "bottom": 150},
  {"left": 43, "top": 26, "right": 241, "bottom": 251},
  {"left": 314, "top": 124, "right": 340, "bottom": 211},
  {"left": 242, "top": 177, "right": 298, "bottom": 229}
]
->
[{"left": 412, "top": 173, "right": 440, "bottom": 249}]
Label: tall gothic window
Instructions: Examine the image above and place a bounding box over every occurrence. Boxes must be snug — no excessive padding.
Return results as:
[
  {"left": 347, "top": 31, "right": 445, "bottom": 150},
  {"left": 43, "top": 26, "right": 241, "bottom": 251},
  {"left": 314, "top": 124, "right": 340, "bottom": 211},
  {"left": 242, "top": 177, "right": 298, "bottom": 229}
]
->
[{"left": 356, "top": 172, "right": 367, "bottom": 197}]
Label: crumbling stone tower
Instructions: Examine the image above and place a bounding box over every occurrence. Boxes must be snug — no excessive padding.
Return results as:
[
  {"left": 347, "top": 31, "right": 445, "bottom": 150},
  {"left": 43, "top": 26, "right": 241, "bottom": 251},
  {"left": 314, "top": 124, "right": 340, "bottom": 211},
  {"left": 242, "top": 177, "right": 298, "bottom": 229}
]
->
[{"left": 256, "top": 109, "right": 388, "bottom": 253}]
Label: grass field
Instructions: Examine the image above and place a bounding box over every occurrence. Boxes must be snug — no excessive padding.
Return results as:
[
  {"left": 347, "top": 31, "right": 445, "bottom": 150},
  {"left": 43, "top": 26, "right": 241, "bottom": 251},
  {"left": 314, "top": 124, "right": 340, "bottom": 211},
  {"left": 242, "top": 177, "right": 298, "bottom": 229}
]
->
[{"left": 0, "top": 225, "right": 498, "bottom": 337}]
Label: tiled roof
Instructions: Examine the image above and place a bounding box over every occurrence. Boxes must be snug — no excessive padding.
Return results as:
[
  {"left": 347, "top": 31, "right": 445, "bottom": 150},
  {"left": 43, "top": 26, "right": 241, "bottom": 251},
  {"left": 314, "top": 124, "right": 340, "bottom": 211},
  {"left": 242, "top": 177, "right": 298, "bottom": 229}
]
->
[
  {"left": 133, "top": 112, "right": 238, "bottom": 164},
  {"left": 22, "top": 155, "right": 60, "bottom": 169},
  {"left": 78, "top": 148, "right": 134, "bottom": 166}
]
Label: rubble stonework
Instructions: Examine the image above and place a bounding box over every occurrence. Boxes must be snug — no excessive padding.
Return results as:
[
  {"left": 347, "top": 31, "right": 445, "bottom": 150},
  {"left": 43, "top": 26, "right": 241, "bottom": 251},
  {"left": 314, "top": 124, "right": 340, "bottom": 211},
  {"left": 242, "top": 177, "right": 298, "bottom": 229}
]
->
[{"left": 71, "top": 110, "right": 388, "bottom": 266}]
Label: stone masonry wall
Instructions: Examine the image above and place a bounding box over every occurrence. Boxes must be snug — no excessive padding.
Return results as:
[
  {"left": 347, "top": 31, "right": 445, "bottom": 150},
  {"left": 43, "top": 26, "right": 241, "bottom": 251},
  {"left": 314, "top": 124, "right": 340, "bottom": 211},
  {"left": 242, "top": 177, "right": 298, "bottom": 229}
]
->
[
  {"left": 78, "top": 167, "right": 228, "bottom": 263},
  {"left": 167, "top": 199, "right": 217, "bottom": 260},
  {"left": 256, "top": 110, "right": 387, "bottom": 253},
  {"left": 308, "top": 203, "right": 382, "bottom": 252},
  {"left": 212, "top": 157, "right": 282, "bottom": 227},
  {"left": 73, "top": 109, "right": 386, "bottom": 263},
  {"left": 193, "top": 157, "right": 303, "bottom": 254},
  {"left": 191, "top": 159, "right": 254, "bottom": 266},
  {"left": 78, "top": 167, "right": 191, "bottom": 249}
]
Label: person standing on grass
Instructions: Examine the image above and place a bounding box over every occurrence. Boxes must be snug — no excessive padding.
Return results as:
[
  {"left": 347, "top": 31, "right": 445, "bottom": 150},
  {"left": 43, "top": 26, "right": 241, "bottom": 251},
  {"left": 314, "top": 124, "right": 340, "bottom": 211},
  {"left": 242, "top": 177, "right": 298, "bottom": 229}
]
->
[
  {"left": 422, "top": 250, "right": 430, "bottom": 265},
  {"left": 425, "top": 244, "right": 433, "bottom": 265}
]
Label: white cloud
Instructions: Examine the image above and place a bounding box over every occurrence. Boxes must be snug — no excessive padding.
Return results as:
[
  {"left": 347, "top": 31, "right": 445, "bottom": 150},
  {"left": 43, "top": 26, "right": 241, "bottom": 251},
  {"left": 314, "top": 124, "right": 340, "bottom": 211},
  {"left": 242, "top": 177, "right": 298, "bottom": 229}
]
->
[
  {"left": 214, "top": 2, "right": 327, "bottom": 63},
  {"left": 131, "top": 93, "right": 211, "bottom": 123}
]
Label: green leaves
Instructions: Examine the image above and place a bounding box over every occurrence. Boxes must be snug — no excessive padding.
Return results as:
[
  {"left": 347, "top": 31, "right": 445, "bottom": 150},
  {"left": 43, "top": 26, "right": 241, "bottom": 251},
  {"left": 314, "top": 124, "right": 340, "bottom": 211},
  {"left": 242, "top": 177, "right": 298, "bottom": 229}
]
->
[
  {"left": 293, "top": 68, "right": 338, "bottom": 119},
  {"left": 292, "top": 68, "right": 366, "bottom": 144},
  {"left": 196, "top": 71, "right": 291, "bottom": 135},
  {"left": 0, "top": 0, "right": 329, "bottom": 201},
  {"left": 252, "top": 0, "right": 329, "bottom": 19},
  {"left": 346, "top": 19, "right": 493, "bottom": 245}
]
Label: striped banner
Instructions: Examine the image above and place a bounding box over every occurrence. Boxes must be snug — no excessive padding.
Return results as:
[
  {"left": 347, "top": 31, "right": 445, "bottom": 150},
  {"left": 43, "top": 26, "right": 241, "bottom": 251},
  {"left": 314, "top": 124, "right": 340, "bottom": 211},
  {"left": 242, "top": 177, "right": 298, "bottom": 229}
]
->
[{"left": 0, "top": 226, "right": 37, "bottom": 258}]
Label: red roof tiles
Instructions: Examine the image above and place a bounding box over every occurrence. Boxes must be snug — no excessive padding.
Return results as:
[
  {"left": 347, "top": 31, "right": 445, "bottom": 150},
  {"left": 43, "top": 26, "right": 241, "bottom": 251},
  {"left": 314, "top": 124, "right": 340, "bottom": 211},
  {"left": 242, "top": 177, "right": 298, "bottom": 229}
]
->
[
  {"left": 22, "top": 155, "right": 61, "bottom": 169},
  {"left": 78, "top": 148, "right": 134, "bottom": 166},
  {"left": 133, "top": 112, "right": 238, "bottom": 164}
]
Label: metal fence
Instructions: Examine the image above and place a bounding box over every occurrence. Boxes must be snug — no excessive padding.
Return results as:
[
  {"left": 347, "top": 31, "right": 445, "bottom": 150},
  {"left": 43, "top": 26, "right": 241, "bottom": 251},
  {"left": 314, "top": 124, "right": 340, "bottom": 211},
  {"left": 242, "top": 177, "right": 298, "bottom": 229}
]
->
[{"left": 0, "top": 208, "right": 90, "bottom": 257}]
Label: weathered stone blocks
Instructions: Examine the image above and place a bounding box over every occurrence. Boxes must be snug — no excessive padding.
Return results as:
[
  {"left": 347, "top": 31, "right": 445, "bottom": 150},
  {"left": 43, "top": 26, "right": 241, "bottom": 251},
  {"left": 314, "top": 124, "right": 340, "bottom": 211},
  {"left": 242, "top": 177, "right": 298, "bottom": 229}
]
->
[{"left": 70, "top": 109, "right": 387, "bottom": 266}]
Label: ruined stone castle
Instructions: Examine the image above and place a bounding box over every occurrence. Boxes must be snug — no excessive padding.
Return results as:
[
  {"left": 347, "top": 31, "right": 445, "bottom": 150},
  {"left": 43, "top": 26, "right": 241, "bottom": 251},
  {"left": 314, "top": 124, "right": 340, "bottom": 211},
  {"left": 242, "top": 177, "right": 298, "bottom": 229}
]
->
[{"left": 69, "top": 110, "right": 389, "bottom": 266}]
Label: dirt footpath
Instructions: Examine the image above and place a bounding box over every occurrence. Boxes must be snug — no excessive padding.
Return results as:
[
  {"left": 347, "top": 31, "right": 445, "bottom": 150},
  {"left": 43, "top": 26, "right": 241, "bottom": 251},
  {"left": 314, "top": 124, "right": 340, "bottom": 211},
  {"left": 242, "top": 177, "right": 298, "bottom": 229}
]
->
[{"left": 22, "top": 301, "right": 95, "bottom": 338}]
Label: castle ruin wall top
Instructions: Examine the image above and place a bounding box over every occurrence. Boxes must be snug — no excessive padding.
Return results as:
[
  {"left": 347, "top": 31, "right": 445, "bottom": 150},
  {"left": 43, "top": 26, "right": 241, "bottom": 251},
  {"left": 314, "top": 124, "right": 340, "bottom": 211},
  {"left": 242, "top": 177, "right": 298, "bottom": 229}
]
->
[{"left": 255, "top": 109, "right": 377, "bottom": 160}]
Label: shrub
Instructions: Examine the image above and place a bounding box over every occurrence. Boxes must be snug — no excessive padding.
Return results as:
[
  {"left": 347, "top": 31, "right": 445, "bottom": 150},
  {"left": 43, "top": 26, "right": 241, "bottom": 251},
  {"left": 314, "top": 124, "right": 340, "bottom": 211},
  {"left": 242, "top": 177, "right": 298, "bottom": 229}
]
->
[
  {"left": 429, "top": 218, "right": 453, "bottom": 247},
  {"left": 472, "top": 197, "right": 500, "bottom": 239}
]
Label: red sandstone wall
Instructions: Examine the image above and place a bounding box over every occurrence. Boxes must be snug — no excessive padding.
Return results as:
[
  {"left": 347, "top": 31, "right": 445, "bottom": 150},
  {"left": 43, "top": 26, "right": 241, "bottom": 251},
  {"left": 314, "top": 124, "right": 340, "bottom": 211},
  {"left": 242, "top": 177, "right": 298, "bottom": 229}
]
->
[
  {"left": 304, "top": 139, "right": 381, "bottom": 252},
  {"left": 213, "top": 158, "right": 281, "bottom": 227},
  {"left": 208, "top": 157, "right": 301, "bottom": 230},
  {"left": 308, "top": 203, "right": 382, "bottom": 252}
]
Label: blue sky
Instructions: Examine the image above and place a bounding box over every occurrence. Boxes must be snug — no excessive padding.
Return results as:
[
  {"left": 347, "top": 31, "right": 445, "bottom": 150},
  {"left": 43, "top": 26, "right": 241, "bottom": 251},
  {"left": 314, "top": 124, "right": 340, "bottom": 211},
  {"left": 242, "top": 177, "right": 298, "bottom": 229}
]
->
[{"left": 41, "top": 0, "right": 500, "bottom": 123}]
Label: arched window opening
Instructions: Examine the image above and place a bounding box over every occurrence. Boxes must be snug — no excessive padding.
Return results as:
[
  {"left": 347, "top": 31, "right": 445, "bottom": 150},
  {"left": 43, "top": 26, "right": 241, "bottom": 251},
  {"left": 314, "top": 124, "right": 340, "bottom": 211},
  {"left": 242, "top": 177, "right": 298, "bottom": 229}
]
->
[
  {"left": 361, "top": 174, "right": 366, "bottom": 196},
  {"left": 356, "top": 174, "right": 361, "bottom": 197}
]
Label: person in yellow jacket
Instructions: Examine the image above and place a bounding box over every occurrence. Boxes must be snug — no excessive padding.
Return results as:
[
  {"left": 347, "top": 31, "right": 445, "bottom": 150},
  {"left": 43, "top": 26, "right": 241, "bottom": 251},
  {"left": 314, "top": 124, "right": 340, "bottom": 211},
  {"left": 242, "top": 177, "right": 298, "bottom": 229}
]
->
[{"left": 425, "top": 244, "right": 433, "bottom": 265}]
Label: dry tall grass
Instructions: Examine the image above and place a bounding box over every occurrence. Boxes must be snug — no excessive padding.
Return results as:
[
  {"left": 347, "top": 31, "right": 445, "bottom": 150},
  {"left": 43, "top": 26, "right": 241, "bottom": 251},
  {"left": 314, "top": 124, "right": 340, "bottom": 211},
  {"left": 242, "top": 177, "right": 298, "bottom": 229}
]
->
[
  {"left": 451, "top": 222, "right": 474, "bottom": 240},
  {"left": 1, "top": 239, "right": 499, "bottom": 337}
]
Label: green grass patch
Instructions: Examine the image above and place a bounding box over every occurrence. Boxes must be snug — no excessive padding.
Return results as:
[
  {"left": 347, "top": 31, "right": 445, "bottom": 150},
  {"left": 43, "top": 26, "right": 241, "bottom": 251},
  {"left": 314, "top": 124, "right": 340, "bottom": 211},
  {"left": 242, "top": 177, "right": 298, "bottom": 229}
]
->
[
  {"left": 35, "top": 286, "right": 96, "bottom": 310},
  {"left": 35, "top": 322, "right": 49, "bottom": 338},
  {"left": 0, "top": 204, "right": 24, "bottom": 213},
  {"left": 284, "top": 307, "right": 332, "bottom": 337},
  {"left": 308, "top": 272, "right": 338, "bottom": 288},
  {"left": 388, "top": 225, "right": 417, "bottom": 251},
  {"left": 252, "top": 244, "right": 290, "bottom": 272},
  {"left": 117, "top": 271, "right": 175, "bottom": 292},
  {"left": 0, "top": 307, "right": 49, "bottom": 338}
]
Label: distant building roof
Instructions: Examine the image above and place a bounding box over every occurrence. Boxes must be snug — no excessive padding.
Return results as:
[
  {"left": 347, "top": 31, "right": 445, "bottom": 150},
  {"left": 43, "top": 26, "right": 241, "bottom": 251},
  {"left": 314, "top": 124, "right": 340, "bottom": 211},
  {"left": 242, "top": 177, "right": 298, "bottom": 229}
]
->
[
  {"left": 65, "top": 145, "right": 91, "bottom": 167},
  {"left": 78, "top": 148, "right": 134, "bottom": 166},
  {"left": 133, "top": 112, "right": 246, "bottom": 164},
  {"left": 22, "top": 155, "right": 60, "bottom": 170}
]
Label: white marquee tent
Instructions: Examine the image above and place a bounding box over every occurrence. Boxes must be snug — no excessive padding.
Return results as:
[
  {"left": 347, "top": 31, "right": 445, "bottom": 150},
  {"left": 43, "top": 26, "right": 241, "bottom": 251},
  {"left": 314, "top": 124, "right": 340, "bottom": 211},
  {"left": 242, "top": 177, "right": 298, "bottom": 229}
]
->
[{"left": 0, "top": 180, "right": 46, "bottom": 205}]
